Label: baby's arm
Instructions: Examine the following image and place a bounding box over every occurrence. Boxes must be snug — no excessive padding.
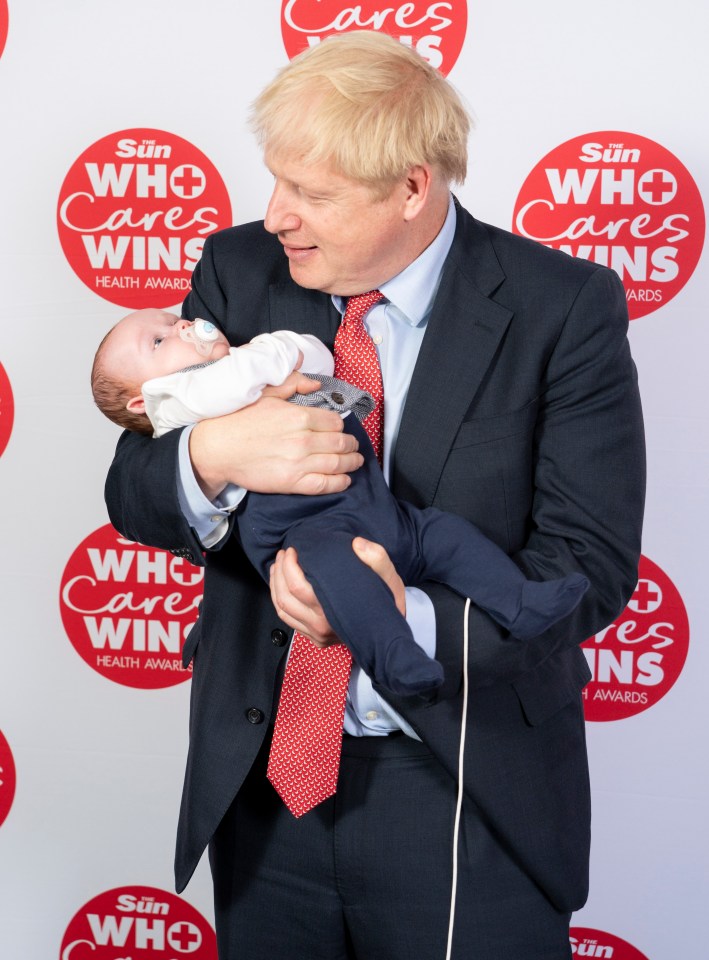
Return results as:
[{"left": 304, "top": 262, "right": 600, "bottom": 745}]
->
[
  {"left": 144, "top": 332, "right": 333, "bottom": 437},
  {"left": 251, "top": 331, "right": 334, "bottom": 377}
]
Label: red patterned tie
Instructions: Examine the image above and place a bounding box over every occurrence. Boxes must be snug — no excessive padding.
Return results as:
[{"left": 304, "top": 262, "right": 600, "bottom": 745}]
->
[
  {"left": 332, "top": 289, "right": 385, "bottom": 463},
  {"left": 267, "top": 290, "right": 385, "bottom": 817}
]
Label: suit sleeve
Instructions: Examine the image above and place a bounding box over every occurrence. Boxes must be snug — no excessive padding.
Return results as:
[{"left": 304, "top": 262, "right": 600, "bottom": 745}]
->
[{"left": 423, "top": 266, "right": 646, "bottom": 689}]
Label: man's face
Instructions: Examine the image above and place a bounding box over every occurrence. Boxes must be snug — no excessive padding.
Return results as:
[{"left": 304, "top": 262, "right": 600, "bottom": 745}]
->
[
  {"left": 106, "top": 310, "right": 230, "bottom": 389},
  {"left": 263, "top": 152, "right": 413, "bottom": 296}
]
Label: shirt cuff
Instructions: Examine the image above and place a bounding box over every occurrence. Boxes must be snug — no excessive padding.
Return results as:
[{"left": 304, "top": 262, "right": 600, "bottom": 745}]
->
[
  {"left": 177, "top": 425, "right": 245, "bottom": 548},
  {"left": 343, "top": 586, "right": 437, "bottom": 739},
  {"left": 404, "top": 586, "right": 437, "bottom": 658}
]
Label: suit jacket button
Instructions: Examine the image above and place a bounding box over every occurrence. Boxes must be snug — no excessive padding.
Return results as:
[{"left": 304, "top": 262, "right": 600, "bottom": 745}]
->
[
  {"left": 271, "top": 629, "right": 288, "bottom": 647},
  {"left": 331, "top": 392, "right": 345, "bottom": 405},
  {"left": 246, "top": 708, "right": 264, "bottom": 724}
]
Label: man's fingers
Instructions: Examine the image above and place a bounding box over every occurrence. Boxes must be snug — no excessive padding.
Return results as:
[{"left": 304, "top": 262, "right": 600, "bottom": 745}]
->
[
  {"left": 269, "top": 549, "right": 336, "bottom": 647},
  {"left": 293, "top": 376, "right": 321, "bottom": 395},
  {"left": 270, "top": 551, "right": 311, "bottom": 630},
  {"left": 352, "top": 537, "right": 406, "bottom": 616},
  {"left": 262, "top": 371, "right": 319, "bottom": 398},
  {"left": 292, "top": 449, "right": 373, "bottom": 493},
  {"left": 289, "top": 473, "right": 350, "bottom": 496},
  {"left": 351, "top": 537, "right": 393, "bottom": 578},
  {"left": 189, "top": 395, "right": 362, "bottom": 495},
  {"left": 279, "top": 547, "right": 312, "bottom": 602}
]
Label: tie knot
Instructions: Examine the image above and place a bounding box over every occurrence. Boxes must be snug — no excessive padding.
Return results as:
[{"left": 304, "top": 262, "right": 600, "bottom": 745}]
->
[{"left": 342, "top": 289, "right": 384, "bottom": 327}]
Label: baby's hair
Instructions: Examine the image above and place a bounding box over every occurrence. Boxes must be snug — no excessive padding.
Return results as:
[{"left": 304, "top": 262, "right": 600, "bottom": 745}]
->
[{"left": 91, "top": 326, "right": 153, "bottom": 435}]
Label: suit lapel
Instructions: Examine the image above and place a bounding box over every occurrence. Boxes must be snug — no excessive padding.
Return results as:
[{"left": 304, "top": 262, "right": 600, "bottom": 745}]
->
[
  {"left": 391, "top": 209, "right": 513, "bottom": 507},
  {"left": 268, "top": 281, "right": 341, "bottom": 348},
  {"left": 266, "top": 208, "right": 513, "bottom": 512}
]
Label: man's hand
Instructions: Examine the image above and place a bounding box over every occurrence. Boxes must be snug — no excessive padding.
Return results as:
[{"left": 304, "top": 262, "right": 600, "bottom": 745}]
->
[
  {"left": 269, "top": 538, "right": 406, "bottom": 649},
  {"left": 188, "top": 373, "right": 363, "bottom": 500},
  {"left": 352, "top": 537, "right": 406, "bottom": 617},
  {"left": 262, "top": 370, "right": 318, "bottom": 398}
]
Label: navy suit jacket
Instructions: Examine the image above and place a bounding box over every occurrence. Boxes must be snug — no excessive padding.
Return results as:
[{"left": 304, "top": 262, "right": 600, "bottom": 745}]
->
[{"left": 105, "top": 201, "right": 645, "bottom": 910}]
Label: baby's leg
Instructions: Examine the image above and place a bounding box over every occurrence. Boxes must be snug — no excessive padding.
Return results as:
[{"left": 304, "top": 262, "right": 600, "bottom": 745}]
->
[
  {"left": 402, "top": 504, "right": 589, "bottom": 641},
  {"left": 287, "top": 526, "right": 444, "bottom": 696}
]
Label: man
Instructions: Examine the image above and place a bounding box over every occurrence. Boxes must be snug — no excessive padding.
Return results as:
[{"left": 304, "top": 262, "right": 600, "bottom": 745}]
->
[{"left": 105, "top": 31, "right": 645, "bottom": 960}]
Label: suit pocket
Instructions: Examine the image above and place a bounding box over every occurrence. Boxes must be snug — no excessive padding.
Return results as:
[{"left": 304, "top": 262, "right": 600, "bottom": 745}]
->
[
  {"left": 451, "top": 396, "right": 540, "bottom": 449},
  {"left": 512, "top": 646, "right": 592, "bottom": 726},
  {"left": 433, "top": 398, "right": 540, "bottom": 551}
]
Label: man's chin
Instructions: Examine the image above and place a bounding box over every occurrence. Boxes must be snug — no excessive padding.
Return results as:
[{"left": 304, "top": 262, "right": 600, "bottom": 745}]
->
[{"left": 288, "top": 261, "right": 329, "bottom": 292}]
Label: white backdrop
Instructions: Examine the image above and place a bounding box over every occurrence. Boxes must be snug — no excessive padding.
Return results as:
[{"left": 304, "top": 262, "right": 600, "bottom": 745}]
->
[{"left": 0, "top": 3, "right": 707, "bottom": 958}]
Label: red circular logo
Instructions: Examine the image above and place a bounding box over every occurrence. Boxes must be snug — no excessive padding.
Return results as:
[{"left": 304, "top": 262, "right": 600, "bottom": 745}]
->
[
  {"left": 0, "top": 1, "right": 8, "bottom": 59},
  {"left": 512, "top": 131, "right": 705, "bottom": 319},
  {"left": 59, "top": 524, "right": 203, "bottom": 689},
  {"left": 281, "top": 0, "right": 468, "bottom": 75},
  {"left": 570, "top": 927, "right": 650, "bottom": 959},
  {"left": 0, "top": 729, "right": 16, "bottom": 829},
  {"left": 0, "top": 361, "right": 14, "bottom": 458},
  {"left": 59, "top": 886, "right": 217, "bottom": 960},
  {"left": 582, "top": 555, "right": 689, "bottom": 721},
  {"left": 57, "top": 128, "right": 232, "bottom": 309}
]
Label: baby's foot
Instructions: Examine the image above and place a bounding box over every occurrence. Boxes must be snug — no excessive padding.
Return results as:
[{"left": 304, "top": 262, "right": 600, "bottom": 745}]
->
[
  {"left": 509, "top": 574, "right": 590, "bottom": 641},
  {"left": 381, "top": 635, "right": 445, "bottom": 696}
]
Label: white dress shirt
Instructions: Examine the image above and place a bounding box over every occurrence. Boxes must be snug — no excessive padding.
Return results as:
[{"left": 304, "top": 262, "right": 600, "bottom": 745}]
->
[{"left": 177, "top": 195, "right": 457, "bottom": 735}]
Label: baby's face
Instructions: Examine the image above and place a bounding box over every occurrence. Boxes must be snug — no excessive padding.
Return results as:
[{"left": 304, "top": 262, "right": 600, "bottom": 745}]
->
[{"left": 108, "top": 309, "right": 230, "bottom": 385}]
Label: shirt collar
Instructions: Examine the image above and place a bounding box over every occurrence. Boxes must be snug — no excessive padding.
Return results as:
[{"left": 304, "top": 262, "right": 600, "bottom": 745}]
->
[{"left": 332, "top": 193, "right": 456, "bottom": 327}]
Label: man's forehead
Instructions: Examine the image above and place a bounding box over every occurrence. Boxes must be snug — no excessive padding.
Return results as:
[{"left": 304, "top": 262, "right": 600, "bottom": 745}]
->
[
  {"left": 266, "top": 151, "right": 379, "bottom": 204},
  {"left": 266, "top": 149, "right": 338, "bottom": 181}
]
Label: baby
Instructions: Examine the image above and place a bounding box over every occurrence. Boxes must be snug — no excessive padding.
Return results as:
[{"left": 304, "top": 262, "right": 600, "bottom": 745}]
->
[
  {"left": 92, "top": 308, "right": 589, "bottom": 696},
  {"left": 89, "top": 308, "right": 336, "bottom": 437}
]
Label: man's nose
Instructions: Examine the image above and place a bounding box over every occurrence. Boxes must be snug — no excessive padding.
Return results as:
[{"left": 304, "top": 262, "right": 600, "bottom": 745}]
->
[{"left": 264, "top": 181, "right": 301, "bottom": 235}]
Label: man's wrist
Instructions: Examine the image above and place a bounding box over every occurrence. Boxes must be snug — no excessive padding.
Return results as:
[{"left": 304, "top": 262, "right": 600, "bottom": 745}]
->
[
  {"left": 188, "top": 419, "right": 229, "bottom": 500},
  {"left": 404, "top": 586, "right": 437, "bottom": 658},
  {"left": 177, "top": 427, "right": 245, "bottom": 548}
]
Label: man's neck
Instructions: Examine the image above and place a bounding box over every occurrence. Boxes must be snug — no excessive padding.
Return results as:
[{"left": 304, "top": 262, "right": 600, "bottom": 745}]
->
[{"left": 399, "top": 185, "right": 451, "bottom": 271}]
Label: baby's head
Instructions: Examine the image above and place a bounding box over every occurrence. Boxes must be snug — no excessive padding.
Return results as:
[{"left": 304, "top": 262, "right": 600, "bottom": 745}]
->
[{"left": 91, "top": 308, "right": 230, "bottom": 433}]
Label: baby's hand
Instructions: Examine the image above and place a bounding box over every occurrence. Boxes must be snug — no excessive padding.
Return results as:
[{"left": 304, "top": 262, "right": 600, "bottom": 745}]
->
[{"left": 262, "top": 371, "right": 320, "bottom": 400}]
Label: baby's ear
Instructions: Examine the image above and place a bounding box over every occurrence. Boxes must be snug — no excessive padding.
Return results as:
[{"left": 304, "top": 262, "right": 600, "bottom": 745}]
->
[{"left": 126, "top": 394, "right": 146, "bottom": 414}]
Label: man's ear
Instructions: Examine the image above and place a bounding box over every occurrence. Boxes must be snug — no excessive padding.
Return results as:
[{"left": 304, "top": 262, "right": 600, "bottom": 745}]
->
[
  {"left": 402, "top": 164, "right": 434, "bottom": 222},
  {"left": 126, "top": 394, "right": 146, "bottom": 414}
]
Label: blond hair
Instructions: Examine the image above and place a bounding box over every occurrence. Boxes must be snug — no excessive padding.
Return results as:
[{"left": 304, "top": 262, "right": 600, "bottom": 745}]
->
[
  {"left": 250, "top": 31, "right": 471, "bottom": 193},
  {"left": 91, "top": 328, "right": 152, "bottom": 435}
]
